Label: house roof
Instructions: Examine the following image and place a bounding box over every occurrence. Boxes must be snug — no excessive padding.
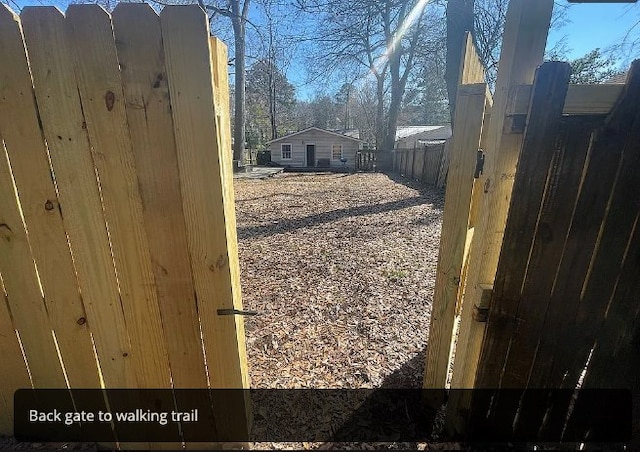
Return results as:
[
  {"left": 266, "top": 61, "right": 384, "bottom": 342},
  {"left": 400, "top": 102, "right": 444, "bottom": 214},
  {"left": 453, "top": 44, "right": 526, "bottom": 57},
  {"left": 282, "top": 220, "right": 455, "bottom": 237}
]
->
[
  {"left": 329, "top": 128, "right": 361, "bottom": 139},
  {"left": 395, "top": 125, "right": 452, "bottom": 141},
  {"left": 605, "top": 72, "right": 628, "bottom": 84},
  {"left": 266, "top": 127, "right": 366, "bottom": 144}
]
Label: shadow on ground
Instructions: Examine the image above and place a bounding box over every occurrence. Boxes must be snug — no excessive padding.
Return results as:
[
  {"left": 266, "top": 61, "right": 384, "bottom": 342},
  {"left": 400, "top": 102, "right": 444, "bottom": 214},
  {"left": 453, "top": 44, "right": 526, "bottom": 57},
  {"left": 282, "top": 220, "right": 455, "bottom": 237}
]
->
[
  {"left": 237, "top": 196, "right": 438, "bottom": 240},
  {"left": 383, "top": 172, "right": 446, "bottom": 203},
  {"left": 236, "top": 173, "right": 444, "bottom": 241}
]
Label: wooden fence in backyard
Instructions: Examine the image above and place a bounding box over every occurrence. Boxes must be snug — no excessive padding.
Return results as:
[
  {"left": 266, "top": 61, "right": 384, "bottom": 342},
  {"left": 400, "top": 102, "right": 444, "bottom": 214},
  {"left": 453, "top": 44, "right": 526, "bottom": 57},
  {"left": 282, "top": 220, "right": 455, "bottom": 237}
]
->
[
  {"left": 356, "top": 150, "right": 377, "bottom": 171},
  {"left": 394, "top": 142, "right": 449, "bottom": 187},
  {"left": 0, "top": 3, "right": 249, "bottom": 442},
  {"left": 424, "top": 0, "right": 639, "bottom": 443}
]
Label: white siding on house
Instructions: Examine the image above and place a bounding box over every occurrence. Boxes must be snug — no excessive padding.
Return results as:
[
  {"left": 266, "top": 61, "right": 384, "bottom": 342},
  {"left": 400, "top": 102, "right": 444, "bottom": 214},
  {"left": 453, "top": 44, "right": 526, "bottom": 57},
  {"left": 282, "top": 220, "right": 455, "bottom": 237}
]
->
[
  {"left": 268, "top": 128, "right": 362, "bottom": 169},
  {"left": 395, "top": 125, "right": 452, "bottom": 150}
]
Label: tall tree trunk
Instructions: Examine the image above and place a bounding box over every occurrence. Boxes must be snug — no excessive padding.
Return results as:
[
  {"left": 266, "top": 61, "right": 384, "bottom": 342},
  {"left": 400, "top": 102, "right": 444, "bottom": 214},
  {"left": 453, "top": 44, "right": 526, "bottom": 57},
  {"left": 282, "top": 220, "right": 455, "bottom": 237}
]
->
[
  {"left": 382, "top": 0, "right": 423, "bottom": 153},
  {"left": 383, "top": 53, "right": 403, "bottom": 152},
  {"left": 269, "top": 73, "right": 277, "bottom": 140},
  {"left": 375, "top": 74, "right": 386, "bottom": 150},
  {"left": 268, "top": 49, "right": 277, "bottom": 139},
  {"left": 445, "top": 0, "right": 475, "bottom": 127},
  {"left": 383, "top": 88, "right": 403, "bottom": 152},
  {"left": 232, "top": 12, "right": 247, "bottom": 166}
]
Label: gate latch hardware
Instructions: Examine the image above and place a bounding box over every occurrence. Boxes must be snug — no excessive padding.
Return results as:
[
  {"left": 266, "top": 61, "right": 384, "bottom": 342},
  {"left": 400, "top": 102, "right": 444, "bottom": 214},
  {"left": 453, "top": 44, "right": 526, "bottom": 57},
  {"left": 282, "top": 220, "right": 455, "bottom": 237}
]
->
[
  {"left": 475, "top": 149, "right": 485, "bottom": 179},
  {"left": 217, "top": 308, "right": 259, "bottom": 316}
]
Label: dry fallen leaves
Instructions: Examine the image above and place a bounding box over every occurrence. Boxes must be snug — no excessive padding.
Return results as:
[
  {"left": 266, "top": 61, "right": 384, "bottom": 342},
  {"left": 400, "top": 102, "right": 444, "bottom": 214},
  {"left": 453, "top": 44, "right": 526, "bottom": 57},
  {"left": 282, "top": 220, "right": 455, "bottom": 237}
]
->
[{"left": 234, "top": 172, "right": 446, "bottom": 450}]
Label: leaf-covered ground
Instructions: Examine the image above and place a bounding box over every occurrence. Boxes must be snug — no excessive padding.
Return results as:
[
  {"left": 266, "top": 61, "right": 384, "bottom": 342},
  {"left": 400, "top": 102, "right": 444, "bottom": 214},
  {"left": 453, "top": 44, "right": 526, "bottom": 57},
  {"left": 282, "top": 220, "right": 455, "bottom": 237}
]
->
[
  {"left": 235, "top": 172, "right": 449, "bottom": 450},
  {"left": 0, "top": 172, "right": 450, "bottom": 451}
]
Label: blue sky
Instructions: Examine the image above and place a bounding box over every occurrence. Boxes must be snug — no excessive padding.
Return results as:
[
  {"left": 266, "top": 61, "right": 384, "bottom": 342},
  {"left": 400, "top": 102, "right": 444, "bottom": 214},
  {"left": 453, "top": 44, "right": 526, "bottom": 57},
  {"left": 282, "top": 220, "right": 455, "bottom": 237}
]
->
[
  {"left": 5, "top": 0, "right": 640, "bottom": 99},
  {"left": 548, "top": 1, "right": 639, "bottom": 64},
  {"left": 8, "top": 0, "right": 640, "bottom": 63}
]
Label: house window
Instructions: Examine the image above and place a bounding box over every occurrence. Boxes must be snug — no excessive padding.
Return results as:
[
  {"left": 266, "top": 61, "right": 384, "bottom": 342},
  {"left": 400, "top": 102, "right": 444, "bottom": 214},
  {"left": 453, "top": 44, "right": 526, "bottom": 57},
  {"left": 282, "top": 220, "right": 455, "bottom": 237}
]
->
[
  {"left": 332, "top": 144, "right": 343, "bottom": 160},
  {"left": 281, "top": 143, "right": 292, "bottom": 160}
]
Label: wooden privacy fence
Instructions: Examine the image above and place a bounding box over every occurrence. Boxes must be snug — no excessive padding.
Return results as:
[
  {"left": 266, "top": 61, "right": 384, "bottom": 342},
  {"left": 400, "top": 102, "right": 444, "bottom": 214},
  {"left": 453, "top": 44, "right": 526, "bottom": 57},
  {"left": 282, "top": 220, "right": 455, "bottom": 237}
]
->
[
  {"left": 394, "top": 142, "right": 449, "bottom": 187},
  {"left": 0, "top": 3, "right": 249, "bottom": 440},
  {"left": 356, "top": 150, "right": 377, "bottom": 171},
  {"left": 467, "top": 58, "right": 640, "bottom": 441},
  {"left": 424, "top": 0, "right": 638, "bottom": 442}
]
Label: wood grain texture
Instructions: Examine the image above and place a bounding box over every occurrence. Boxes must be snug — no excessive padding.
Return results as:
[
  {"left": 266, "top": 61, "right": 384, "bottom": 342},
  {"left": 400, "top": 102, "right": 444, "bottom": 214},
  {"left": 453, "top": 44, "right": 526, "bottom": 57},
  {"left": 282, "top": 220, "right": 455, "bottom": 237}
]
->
[
  {"left": 501, "top": 116, "right": 599, "bottom": 439},
  {"left": 507, "top": 83, "right": 623, "bottom": 116},
  {"left": 553, "top": 62, "right": 640, "bottom": 391},
  {"left": 0, "top": 272, "right": 31, "bottom": 435},
  {"left": 111, "top": 3, "right": 208, "bottom": 390},
  {"left": 474, "top": 62, "right": 572, "bottom": 390},
  {"left": 459, "top": 32, "right": 484, "bottom": 85},
  {"left": 529, "top": 62, "right": 640, "bottom": 392},
  {"left": 65, "top": 4, "right": 172, "bottom": 390},
  {"left": 436, "top": 140, "right": 451, "bottom": 188},
  {"left": 424, "top": 82, "right": 489, "bottom": 389},
  {"left": 0, "top": 7, "right": 67, "bottom": 390},
  {"left": 161, "top": 5, "right": 250, "bottom": 438},
  {"left": 20, "top": 6, "right": 136, "bottom": 389},
  {"left": 0, "top": 139, "right": 66, "bottom": 388},
  {"left": 0, "top": 4, "right": 100, "bottom": 389},
  {"left": 210, "top": 34, "right": 251, "bottom": 389},
  {"left": 441, "top": 40, "right": 491, "bottom": 411},
  {"left": 456, "top": 0, "right": 554, "bottom": 390}
]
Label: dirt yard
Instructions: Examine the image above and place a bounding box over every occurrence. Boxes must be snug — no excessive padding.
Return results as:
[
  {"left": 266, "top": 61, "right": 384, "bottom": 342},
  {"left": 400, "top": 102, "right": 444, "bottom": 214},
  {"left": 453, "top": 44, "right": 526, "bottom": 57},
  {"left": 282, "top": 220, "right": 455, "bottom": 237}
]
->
[{"left": 236, "top": 172, "right": 444, "bottom": 389}]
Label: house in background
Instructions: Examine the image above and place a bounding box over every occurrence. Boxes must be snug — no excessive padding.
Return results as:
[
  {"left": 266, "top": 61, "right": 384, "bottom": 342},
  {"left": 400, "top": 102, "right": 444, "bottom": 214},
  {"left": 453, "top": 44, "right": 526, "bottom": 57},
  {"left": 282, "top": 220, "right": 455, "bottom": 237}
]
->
[
  {"left": 395, "top": 125, "right": 452, "bottom": 150},
  {"left": 267, "top": 127, "right": 366, "bottom": 169}
]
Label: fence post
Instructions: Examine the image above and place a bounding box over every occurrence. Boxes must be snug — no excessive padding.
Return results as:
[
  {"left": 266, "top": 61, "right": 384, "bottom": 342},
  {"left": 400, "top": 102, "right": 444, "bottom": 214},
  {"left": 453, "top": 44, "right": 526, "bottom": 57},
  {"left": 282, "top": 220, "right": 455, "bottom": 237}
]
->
[
  {"left": 452, "top": 0, "right": 553, "bottom": 393},
  {"left": 161, "top": 5, "right": 250, "bottom": 439},
  {"left": 423, "top": 83, "right": 489, "bottom": 390}
]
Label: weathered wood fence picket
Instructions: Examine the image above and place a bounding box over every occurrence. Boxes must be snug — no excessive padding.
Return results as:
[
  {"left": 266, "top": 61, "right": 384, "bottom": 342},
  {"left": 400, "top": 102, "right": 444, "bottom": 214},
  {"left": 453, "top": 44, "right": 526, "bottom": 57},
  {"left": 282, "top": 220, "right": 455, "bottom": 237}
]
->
[
  {"left": 356, "top": 149, "right": 377, "bottom": 171},
  {"left": 0, "top": 3, "right": 249, "bottom": 443},
  {"left": 394, "top": 142, "right": 449, "bottom": 187},
  {"left": 424, "top": 0, "right": 639, "bottom": 442}
]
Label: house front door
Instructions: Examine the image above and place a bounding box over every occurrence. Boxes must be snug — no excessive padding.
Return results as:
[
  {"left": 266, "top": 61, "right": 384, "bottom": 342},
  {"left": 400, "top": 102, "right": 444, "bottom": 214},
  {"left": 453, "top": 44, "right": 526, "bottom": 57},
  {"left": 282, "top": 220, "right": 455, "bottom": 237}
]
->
[{"left": 306, "top": 144, "right": 315, "bottom": 167}]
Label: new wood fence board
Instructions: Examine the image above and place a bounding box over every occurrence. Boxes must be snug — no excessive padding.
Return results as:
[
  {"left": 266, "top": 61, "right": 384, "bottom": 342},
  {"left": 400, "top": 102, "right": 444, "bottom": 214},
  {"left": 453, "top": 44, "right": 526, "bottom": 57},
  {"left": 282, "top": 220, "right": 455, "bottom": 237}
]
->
[
  {"left": 459, "top": 31, "right": 484, "bottom": 85},
  {"left": 210, "top": 39, "right": 253, "bottom": 445},
  {"left": 424, "top": 33, "right": 486, "bottom": 400},
  {"left": 424, "top": 82, "right": 489, "bottom": 390},
  {"left": 441, "top": 41, "right": 494, "bottom": 429},
  {"left": 0, "top": 387, "right": 11, "bottom": 436},
  {"left": 0, "top": 141, "right": 66, "bottom": 388},
  {"left": 0, "top": 275, "right": 31, "bottom": 435},
  {"left": 455, "top": 0, "right": 554, "bottom": 396},
  {"left": 66, "top": 4, "right": 172, "bottom": 390},
  {"left": 0, "top": 9, "right": 67, "bottom": 390},
  {"left": 111, "top": 3, "right": 209, "bottom": 390},
  {"left": 474, "top": 62, "right": 572, "bottom": 390},
  {"left": 21, "top": 6, "right": 136, "bottom": 389},
  {"left": 161, "top": 4, "right": 250, "bottom": 437},
  {"left": 210, "top": 35, "right": 251, "bottom": 390},
  {"left": 0, "top": 4, "right": 101, "bottom": 390}
]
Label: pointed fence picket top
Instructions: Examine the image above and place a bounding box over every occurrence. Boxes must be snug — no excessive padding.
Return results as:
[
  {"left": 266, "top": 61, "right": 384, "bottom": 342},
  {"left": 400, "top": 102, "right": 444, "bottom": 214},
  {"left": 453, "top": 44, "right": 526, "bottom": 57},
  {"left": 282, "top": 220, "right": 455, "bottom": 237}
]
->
[{"left": 0, "top": 3, "right": 250, "bottom": 442}]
